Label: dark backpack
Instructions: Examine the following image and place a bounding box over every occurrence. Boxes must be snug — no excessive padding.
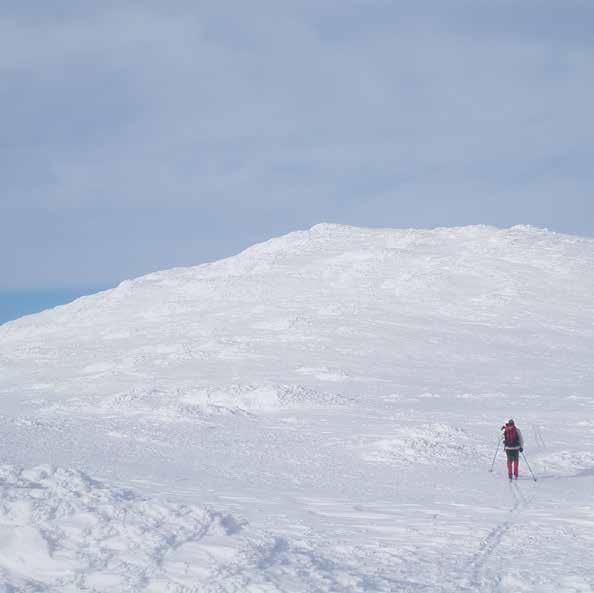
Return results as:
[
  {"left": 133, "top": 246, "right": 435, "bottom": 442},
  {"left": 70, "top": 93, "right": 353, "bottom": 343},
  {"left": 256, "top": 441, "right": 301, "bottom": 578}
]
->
[{"left": 504, "top": 425, "right": 519, "bottom": 447}]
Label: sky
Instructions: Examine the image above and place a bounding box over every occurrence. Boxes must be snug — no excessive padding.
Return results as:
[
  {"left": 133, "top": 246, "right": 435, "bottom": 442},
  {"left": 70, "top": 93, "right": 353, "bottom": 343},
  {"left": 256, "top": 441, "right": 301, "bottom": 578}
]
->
[{"left": 2, "top": 0, "right": 594, "bottom": 322}]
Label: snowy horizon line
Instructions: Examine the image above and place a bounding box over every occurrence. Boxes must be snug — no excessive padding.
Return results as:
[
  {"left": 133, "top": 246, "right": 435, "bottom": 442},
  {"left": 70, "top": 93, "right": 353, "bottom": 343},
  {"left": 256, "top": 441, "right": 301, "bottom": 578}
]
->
[
  {"left": 5, "top": 220, "right": 593, "bottom": 295},
  {"left": 2, "top": 220, "right": 592, "bottom": 327}
]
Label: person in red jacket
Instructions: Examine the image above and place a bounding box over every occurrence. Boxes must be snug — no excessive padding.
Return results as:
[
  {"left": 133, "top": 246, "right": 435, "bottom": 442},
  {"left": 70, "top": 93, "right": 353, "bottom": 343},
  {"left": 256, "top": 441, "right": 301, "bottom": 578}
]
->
[{"left": 502, "top": 419, "right": 524, "bottom": 480}]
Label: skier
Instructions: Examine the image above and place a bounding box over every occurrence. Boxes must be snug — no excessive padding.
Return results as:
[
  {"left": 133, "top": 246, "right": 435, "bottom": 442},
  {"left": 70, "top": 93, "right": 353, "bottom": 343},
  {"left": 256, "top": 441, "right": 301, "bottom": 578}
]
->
[{"left": 501, "top": 419, "right": 524, "bottom": 480}]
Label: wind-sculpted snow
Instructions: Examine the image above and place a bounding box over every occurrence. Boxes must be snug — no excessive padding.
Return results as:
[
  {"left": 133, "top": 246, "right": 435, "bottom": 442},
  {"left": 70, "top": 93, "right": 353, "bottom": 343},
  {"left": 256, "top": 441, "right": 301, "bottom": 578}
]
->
[
  {"left": 536, "top": 450, "right": 594, "bottom": 478},
  {"left": 2, "top": 224, "right": 594, "bottom": 411},
  {"left": 1, "top": 225, "right": 594, "bottom": 592},
  {"left": 362, "top": 423, "right": 483, "bottom": 466},
  {"left": 45, "top": 384, "right": 348, "bottom": 419},
  {"left": 0, "top": 465, "right": 422, "bottom": 593},
  {"left": 0, "top": 465, "right": 247, "bottom": 592}
]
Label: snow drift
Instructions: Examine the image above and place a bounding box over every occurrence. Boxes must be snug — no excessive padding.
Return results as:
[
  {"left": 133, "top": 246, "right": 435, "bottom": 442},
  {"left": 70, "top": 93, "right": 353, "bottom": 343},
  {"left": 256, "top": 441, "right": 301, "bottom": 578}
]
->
[
  {"left": 0, "top": 465, "right": 405, "bottom": 593},
  {"left": 0, "top": 465, "right": 247, "bottom": 592}
]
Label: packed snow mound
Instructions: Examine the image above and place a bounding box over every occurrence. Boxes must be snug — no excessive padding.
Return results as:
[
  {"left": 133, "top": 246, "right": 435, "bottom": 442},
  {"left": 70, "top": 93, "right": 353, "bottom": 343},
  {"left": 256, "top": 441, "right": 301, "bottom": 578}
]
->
[
  {"left": 0, "top": 465, "right": 405, "bottom": 593},
  {"left": 362, "top": 423, "right": 483, "bottom": 466},
  {"left": 535, "top": 450, "right": 594, "bottom": 478},
  {"left": 0, "top": 464, "right": 247, "bottom": 592},
  {"left": 50, "top": 384, "right": 348, "bottom": 418},
  {"left": 1, "top": 224, "right": 594, "bottom": 409}
]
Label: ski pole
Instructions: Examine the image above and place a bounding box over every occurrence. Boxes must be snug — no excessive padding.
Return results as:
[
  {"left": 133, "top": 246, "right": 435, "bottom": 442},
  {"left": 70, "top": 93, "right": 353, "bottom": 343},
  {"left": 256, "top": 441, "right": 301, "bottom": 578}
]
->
[
  {"left": 489, "top": 439, "right": 501, "bottom": 472},
  {"left": 521, "top": 451, "right": 537, "bottom": 482}
]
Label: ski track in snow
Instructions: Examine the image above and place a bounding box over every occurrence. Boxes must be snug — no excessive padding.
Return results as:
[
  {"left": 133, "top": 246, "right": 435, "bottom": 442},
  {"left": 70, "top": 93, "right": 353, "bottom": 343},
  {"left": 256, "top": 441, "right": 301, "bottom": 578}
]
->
[
  {"left": 1, "top": 224, "right": 594, "bottom": 592},
  {"left": 462, "top": 481, "right": 531, "bottom": 593}
]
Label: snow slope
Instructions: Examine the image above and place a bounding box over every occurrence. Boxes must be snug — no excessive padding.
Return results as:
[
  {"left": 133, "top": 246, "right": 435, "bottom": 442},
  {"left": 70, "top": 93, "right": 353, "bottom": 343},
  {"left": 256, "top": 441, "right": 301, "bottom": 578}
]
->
[{"left": 1, "top": 224, "right": 594, "bottom": 592}]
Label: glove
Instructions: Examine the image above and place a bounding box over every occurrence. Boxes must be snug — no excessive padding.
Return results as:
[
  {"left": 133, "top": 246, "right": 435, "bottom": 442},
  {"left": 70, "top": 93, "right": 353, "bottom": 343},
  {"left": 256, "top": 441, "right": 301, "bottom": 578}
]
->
[{"left": 520, "top": 447, "right": 523, "bottom": 452}]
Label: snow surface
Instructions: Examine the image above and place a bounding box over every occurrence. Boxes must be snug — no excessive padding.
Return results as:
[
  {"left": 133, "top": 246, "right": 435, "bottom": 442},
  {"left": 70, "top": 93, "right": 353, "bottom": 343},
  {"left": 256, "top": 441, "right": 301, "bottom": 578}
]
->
[{"left": 1, "top": 223, "right": 594, "bottom": 592}]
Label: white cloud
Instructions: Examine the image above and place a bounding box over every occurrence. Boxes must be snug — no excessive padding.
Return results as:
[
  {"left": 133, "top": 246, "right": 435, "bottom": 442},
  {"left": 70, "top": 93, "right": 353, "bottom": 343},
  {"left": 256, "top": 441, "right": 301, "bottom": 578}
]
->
[{"left": 1, "top": 1, "right": 594, "bottom": 289}]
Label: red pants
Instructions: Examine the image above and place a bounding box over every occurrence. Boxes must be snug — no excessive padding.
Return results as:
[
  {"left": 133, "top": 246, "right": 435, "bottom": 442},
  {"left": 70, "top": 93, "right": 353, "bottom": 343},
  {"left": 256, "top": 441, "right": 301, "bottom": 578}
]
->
[{"left": 506, "top": 450, "right": 519, "bottom": 477}]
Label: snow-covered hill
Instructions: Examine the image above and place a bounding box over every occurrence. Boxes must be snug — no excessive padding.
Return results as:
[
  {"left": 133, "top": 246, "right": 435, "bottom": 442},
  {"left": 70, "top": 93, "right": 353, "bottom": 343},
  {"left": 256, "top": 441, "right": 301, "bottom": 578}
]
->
[
  {"left": 1, "top": 224, "right": 594, "bottom": 592},
  {"left": 2, "top": 224, "right": 593, "bottom": 413}
]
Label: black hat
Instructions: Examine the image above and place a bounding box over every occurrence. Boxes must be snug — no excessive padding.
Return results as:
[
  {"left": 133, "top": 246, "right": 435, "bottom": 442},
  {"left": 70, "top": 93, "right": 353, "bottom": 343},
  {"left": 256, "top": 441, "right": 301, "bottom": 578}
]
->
[{"left": 507, "top": 419, "right": 515, "bottom": 426}]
